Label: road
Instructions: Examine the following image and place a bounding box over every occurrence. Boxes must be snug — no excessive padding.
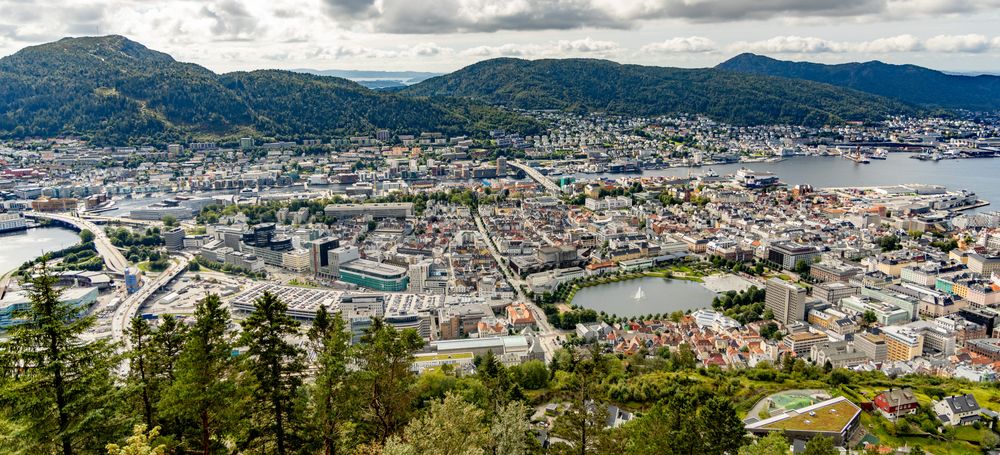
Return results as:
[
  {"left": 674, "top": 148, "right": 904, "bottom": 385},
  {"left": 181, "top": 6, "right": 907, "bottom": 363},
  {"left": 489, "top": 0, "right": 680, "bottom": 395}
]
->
[
  {"left": 509, "top": 160, "right": 564, "bottom": 195},
  {"left": 81, "top": 214, "right": 160, "bottom": 228},
  {"left": 110, "top": 253, "right": 190, "bottom": 345},
  {"left": 474, "top": 212, "right": 562, "bottom": 362},
  {"left": 26, "top": 212, "right": 129, "bottom": 274}
]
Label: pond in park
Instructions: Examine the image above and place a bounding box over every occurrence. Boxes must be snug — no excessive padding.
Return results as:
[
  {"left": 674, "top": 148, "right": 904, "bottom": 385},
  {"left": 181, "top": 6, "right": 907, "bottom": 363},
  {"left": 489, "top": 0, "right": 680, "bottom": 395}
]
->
[{"left": 570, "top": 276, "right": 717, "bottom": 317}]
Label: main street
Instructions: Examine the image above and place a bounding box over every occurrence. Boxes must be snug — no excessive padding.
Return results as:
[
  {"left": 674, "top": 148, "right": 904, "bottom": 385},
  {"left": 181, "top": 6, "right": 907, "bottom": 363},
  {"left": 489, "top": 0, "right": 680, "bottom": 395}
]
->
[{"left": 474, "top": 211, "right": 561, "bottom": 362}]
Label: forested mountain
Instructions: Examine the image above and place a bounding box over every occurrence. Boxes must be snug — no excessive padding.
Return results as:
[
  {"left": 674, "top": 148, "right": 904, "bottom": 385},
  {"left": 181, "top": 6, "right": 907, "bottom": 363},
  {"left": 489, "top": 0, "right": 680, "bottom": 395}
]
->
[
  {"left": 717, "top": 53, "right": 1000, "bottom": 111},
  {"left": 0, "top": 36, "right": 528, "bottom": 144},
  {"left": 0, "top": 36, "right": 930, "bottom": 145},
  {"left": 405, "top": 58, "right": 920, "bottom": 127}
]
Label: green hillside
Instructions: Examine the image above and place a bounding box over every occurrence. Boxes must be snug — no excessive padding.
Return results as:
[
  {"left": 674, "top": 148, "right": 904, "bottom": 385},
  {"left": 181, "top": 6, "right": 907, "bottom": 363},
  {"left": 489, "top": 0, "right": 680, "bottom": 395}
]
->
[
  {"left": 0, "top": 36, "right": 532, "bottom": 145},
  {"left": 405, "top": 57, "right": 920, "bottom": 127},
  {"left": 717, "top": 53, "right": 1000, "bottom": 111}
]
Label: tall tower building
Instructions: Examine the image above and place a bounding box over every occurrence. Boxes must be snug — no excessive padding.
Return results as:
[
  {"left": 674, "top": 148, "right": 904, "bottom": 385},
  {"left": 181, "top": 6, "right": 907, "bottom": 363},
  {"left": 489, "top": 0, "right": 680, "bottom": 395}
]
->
[{"left": 765, "top": 278, "right": 807, "bottom": 325}]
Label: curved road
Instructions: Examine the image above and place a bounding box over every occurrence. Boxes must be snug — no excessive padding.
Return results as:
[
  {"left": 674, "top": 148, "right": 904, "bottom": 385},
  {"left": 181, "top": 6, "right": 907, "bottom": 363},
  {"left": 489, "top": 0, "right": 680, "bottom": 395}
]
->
[
  {"left": 26, "top": 212, "right": 129, "bottom": 274},
  {"left": 27, "top": 211, "right": 188, "bottom": 346},
  {"left": 510, "top": 161, "right": 563, "bottom": 195},
  {"left": 111, "top": 254, "right": 190, "bottom": 344}
]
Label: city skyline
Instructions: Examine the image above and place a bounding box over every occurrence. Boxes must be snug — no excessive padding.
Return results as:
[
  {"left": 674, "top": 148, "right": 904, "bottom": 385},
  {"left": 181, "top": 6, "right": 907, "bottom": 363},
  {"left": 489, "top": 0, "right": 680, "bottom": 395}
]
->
[{"left": 2, "top": 0, "right": 1000, "bottom": 74}]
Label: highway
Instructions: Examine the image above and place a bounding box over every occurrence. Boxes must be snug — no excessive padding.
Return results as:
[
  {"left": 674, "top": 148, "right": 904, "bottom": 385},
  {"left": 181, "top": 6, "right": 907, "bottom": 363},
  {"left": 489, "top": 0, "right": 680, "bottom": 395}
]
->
[
  {"left": 110, "top": 253, "right": 190, "bottom": 345},
  {"left": 509, "top": 161, "right": 564, "bottom": 195},
  {"left": 26, "top": 212, "right": 129, "bottom": 274},
  {"left": 80, "top": 214, "right": 160, "bottom": 227},
  {"left": 474, "top": 212, "right": 561, "bottom": 362}
]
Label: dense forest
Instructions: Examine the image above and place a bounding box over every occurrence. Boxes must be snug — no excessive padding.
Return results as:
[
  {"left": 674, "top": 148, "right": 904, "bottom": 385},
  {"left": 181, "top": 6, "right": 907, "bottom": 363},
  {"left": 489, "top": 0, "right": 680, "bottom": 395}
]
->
[
  {"left": 404, "top": 58, "right": 921, "bottom": 127},
  {"left": 717, "top": 53, "right": 1000, "bottom": 111},
  {"left": 0, "top": 36, "right": 540, "bottom": 145}
]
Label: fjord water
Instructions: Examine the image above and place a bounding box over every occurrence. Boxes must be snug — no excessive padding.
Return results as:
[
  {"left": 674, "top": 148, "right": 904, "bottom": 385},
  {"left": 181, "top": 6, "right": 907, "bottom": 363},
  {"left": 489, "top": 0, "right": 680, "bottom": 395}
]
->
[
  {"left": 587, "top": 154, "right": 1000, "bottom": 212},
  {"left": 1, "top": 227, "right": 80, "bottom": 275}
]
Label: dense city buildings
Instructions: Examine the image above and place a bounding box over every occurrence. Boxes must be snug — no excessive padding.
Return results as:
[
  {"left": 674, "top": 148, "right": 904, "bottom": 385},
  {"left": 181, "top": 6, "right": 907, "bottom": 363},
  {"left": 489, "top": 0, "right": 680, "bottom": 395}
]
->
[{"left": 3, "top": 103, "right": 1000, "bottom": 454}]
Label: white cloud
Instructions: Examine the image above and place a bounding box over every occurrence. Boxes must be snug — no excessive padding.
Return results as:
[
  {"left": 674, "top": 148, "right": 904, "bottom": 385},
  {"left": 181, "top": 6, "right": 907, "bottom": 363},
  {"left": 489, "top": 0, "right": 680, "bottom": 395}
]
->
[
  {"left": 855, "top": 34, "right": 923, "bottom": 53},
  {"left": 459, "top": 39, "right": 621, "bottom": 59},
  {"left": 641, "top": 36, "right": 718, "bottom": 54},
  {"left": 925, "top": 34, "right": 995, "bottom": 53},
  {"left": 556, "top": 37, "right": 620, "bottom": 53},
  {"left": 460, "top": 44, "right": 535, "bottom": 58},
  {"left": 729, "top": 36, "right": 847, "bottom": 54},
  {"left": 729, "top": 34, "right": 999, "bottom": 55}
]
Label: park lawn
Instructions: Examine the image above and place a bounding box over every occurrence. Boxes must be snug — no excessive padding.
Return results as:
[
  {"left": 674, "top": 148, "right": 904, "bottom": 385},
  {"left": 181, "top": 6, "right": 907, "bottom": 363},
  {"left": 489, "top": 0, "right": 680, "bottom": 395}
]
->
[
  {"left": 859, "top": 413, "right": 982, "bottom": 455},
  {"left": 845, "top": 380, "right": 1000, "bottom": 413}
]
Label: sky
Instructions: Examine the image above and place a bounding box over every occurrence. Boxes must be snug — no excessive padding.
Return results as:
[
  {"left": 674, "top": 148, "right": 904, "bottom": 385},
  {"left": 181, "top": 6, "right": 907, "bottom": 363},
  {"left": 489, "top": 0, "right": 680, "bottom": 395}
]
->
[{"left": 2, "top": 0, "right": 1000, "bottom": 74}]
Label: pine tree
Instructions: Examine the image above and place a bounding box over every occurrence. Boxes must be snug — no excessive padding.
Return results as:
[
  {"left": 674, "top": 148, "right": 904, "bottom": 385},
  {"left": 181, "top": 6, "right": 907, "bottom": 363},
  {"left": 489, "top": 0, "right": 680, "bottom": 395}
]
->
[
  {"left": 159, "top": 294, "right": 235, "bottom": 455},
  {"left": 126, "top": 316, "right": 157, "bottom": 429},
  {"left": 477, "top": 350, "right": 514, "bottom": 414},
  {"left": 151, "top": 314, "right": 187, "bottom": 383},
  {"left": 553, "top": 347, "right": 606, "bottom": 455},
  {"left": 0, "top": 264, "right": 122, "bottom": 454},
  {"left": 238, "top": 290, "right": 305, "bottom": 455},
  {"left": 355, "top": 318, "right": 425, "bottom": 444},
  {"left": 306, "top": 306, "right": 356, "bottom": 455},
  {"left": 148, "top": 314, "right": 187, "bottom": 441},
  {"left": 698, "top": 395, "right": 748, "bottom": 454}
]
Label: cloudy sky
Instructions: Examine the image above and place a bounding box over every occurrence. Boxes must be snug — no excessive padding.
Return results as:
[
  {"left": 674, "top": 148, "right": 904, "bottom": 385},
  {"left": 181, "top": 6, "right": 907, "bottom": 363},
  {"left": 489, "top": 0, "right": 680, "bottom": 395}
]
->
[{"left": 2, "top": 0, "right": 1000, "bottom": 74}]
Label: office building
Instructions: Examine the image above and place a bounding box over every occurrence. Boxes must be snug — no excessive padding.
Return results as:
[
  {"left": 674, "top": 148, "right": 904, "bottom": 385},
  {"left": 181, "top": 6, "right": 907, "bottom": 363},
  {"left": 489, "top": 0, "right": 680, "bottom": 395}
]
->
[
  {"left": 1, "top": 287, "right": 97, "bottom": 328},
  {"left": 854, "top": 331, "right": 888, "bottom": 363},
  {"left": 812, "top": 281, "right": 860, "bottom": 304},
  {"left": 339, "top": 259, "right": 409, "bottom": 292},
  {"left": 0, "top": 213, "right": 27, "bottom": 233},
  {"left": 31, "top": 197, "right": 78, "bottom": 212},
  {"left": 883, "top": 327, "right": 924, "bottom": 361},
  {"left": 783, "top": 331, "right": 828, "bottom": 357},
  {"left": 810, "top": 262, "right": 862, "bottom": 283},
  {"left": 324, "top": 202, "right": 414, "bottom": 219},
  {"left": 765, "top": 278, "right": 806, "bottom": 325},
  {"left": 164, "top": 227, "right": 185, "bottom": 251},
  {"left": 767, "top": 242, "right": 821, "bottom": 270},
  {"left": 310, "top": 237, "right": 340, "bottom": 278}
]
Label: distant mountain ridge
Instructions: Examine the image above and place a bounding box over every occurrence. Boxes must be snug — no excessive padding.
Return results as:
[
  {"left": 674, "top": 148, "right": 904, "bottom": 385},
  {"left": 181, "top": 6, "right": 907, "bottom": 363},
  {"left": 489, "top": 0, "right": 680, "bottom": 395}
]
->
[
  {"left": 0, "top": 36, "right": 947, "bottom": 145},
  {"left": 292, "top": 69, "right": 441, "bottom": 85},
  {"left": 717, "top": 53, "right": 1000, "bottom": 111},
  {"left": 405, "top": 57, "right": 920, "bottom": 127},
  {"left": 0, "top": 36, "right": 530, "bottom": 144}
]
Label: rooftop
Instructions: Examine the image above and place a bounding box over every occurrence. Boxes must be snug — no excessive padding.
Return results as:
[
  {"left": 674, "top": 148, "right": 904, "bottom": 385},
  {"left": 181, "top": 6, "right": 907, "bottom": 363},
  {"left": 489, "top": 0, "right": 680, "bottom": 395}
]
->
[{"left": 747, "top": 397, "right": 861, "bottom": 433}]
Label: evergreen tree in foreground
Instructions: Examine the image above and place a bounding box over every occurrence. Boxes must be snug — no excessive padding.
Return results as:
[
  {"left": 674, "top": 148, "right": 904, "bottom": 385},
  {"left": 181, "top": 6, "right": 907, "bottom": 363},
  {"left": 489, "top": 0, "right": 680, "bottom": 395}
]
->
[
  {"left": 126, "top": 316, "right": 157, "bottom": 430},
  {"left": 237, "top": 290, "right": 306, "bottom": 455},
  {"left": 0, "top": 264, "right": 122, "bottom": 455},
  {"left": 159, "top": 294, "right": 235, "bottom": 454},
  {"left": 355, "top": 318, "right": 425, "bottom": 444},
  {"left": 306, "top": 305, "right": 356, "bottom": 455}
]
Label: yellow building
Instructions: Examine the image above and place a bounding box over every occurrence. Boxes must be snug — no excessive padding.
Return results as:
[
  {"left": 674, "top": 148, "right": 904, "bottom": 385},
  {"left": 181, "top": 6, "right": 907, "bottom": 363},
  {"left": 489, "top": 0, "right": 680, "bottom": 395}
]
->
[{"left": 884, "top": 327, "right": 924, "bottom": 361}]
